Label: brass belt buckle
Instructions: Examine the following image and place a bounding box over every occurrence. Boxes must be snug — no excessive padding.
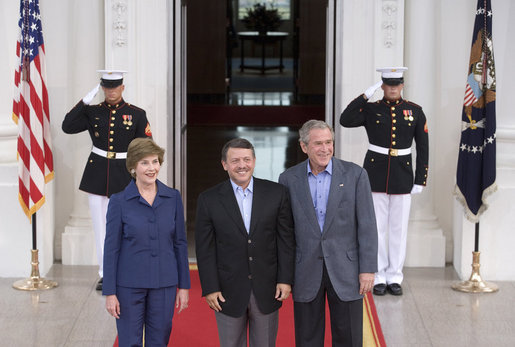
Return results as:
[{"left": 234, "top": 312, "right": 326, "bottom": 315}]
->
[
  {"left": 106, "top": 151, "right": 116, "bottom": 159},
  {"left": 389, "top": 148, "right": 398, "bottom": 156}
]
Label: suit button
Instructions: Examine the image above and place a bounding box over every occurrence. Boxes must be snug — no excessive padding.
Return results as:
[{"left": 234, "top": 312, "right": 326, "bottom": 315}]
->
[
  {"left": 110, "top": 123, "right": 115, "bottom": 127},
  {"left": 393, "top": 119, "right": 397, "bottom": 124},
  {"left": 392, "top": 141, "right": 396, "bottom": 146},
  {"left": 249, "top": 257, "right": 253, "bottom": 261},
  {"left": 392, "top": 113, "right": 396, "bottom": 117},
  {"left": 392, "top": 127, "right": 396, "bottom": 131},
  {"left": 109, "top": 138, "right": 114, "bottom": 142},
  {"left": 111, "top": 116, "right": 115, "bottom": 120},
  {"left": 109, "top": 146, "right": 114, "bottom": 150},
  {"left": 248, "top": 240, "right": 252, "bottom": 244},
  {"left": 248, "top": 275, "right": 252, "bottom": 279},
  {"left": 110, "top": 130, "right": 114, "bottom": 134},
  {"left": 151, "top": 252, "right": 157, "bottom": 257},
  {"left": 391, "top": 107, "right": 395, "bottom": 111},
  {"left": 392, "top": 134, "right": 396, "bottom": 138},
  {"left": 112, "top": 110, "right": 116, "bottom": 114}
]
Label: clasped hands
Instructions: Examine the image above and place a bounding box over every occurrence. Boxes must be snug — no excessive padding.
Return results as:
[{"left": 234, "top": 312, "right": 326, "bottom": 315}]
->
[
  {"left": 105, "top": 288, "right": 189, "bottom": 319},
  {"left": 205, "top": 283, "right": 291, "bottom": 312}
]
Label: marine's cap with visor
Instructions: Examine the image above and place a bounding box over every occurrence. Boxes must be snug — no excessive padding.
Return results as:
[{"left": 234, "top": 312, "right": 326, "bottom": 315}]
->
[
  {"left": 376, "top": 67, "right": 407, "bottom": 86},
  {"left": 97, "top": 69, "right": 127, "bottom": 88}
]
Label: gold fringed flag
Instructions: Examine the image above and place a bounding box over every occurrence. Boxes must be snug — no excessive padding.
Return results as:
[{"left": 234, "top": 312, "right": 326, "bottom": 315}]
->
[
  {"left": 455, "top": 0, "right": 497, "bottom": 222},
  {"left": 12, "top": 0, "right": 54, "bottom": 219}
]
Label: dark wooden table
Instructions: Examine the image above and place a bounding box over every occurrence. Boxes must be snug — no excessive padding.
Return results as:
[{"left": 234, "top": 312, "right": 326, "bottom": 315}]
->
[{"left": 238, "top": 31, "right": 288, "bottom": 74}]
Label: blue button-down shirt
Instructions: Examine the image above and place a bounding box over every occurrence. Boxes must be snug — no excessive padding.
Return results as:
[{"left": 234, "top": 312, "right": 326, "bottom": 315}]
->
[
  {"left": 307, "top": 159, "right": 332, "bottom": 232},
  {"left": 230, "top": 177, "right": 254, "bottom": 233}
]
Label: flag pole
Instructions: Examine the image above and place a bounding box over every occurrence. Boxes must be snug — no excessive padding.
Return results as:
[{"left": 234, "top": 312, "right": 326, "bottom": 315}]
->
[
  {"left": 12, "top": 213, "right": 58, "bottom": 291},
  {"left": 452, "top": 221, "right": 498, "bottom": 293}
]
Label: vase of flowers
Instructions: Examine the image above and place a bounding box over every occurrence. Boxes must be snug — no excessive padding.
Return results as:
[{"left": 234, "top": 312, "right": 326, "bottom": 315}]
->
[{"left": 242, "top": 3, "right": 282, "bottom": 35}]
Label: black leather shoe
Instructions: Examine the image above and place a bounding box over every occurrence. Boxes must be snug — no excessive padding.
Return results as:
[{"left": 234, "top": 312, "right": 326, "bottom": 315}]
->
[
  {"left": 387, "top": 283, "right": 403, "bottom": 296},
  {"left": 373, "top": 283, "right": 387, "bottom": 296},
  {"left": 96, "top": 278, "right": 103, "bottom": 291}
]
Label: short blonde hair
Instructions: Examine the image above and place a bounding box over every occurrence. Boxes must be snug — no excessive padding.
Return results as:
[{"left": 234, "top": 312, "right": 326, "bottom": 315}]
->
[{"left": 126, "top": 138, "right": 165, "bottom": 177}]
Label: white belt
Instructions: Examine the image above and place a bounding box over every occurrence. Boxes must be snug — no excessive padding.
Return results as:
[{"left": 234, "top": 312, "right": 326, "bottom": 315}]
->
[
  {"left": 368, "top": 144, "right": 411, "bottom": 157},
  {"left": 91, "top": 146, "right": 127, "bottom": 159}
]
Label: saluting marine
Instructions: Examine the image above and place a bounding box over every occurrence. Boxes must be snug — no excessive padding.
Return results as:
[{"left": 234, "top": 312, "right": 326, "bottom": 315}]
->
[
  {"left": 340, "top": 67, "right": 428, "bottom": 296},
  {"left": 62, "top": 70, "right": 151, "bottom": 290}
]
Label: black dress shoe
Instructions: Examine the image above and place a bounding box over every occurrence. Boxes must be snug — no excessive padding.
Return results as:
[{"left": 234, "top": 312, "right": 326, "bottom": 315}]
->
[
  {"left": 373, "top": 283, "right": 387, "bottom": 296},
  {"left": 387, "top": 283, "right": 403, "bottom": 296},
  {"left": 96, "top": 278, "right": 103, "bottom": 291}
]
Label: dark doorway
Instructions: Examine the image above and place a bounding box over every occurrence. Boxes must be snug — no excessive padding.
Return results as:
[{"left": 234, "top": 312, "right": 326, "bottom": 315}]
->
[{"left": 186, "top": 0, "right": 327, "bottom": 256}]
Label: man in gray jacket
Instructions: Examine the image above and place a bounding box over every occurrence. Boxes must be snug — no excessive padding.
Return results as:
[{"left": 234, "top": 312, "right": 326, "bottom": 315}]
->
[{"left": 279, "top": 120, "right": 378, "bottom": 347}]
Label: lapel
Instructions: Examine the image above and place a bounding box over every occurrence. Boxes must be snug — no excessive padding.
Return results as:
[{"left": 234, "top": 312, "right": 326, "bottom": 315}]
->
[
  {"left": 218, "top": 179, "right": 248, "bottom": 237},
  {"left": 322, "top": 159, "right": 345, "bottom": 234},
  {"left": 293, "top": 160, "right": 322, "bottom": 234}
]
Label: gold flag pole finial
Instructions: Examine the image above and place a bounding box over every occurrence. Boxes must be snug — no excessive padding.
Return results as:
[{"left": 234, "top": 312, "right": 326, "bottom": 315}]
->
[
  {"left": 13, "top": 249, "right": 58, "bottom": 291},
  {"left": 452, "top": 251, "right": 498, "bottom": 293}
]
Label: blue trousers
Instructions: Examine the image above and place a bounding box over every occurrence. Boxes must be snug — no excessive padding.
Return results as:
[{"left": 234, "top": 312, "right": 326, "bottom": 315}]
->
[{"left": 116, "top": 286, "right": 177, "bottom": 347}]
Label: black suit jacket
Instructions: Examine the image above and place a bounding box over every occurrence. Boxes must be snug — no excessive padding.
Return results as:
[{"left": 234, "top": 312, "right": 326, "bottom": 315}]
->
[{"left": 195, "top": 178, "right": 295, "bottom": 318}]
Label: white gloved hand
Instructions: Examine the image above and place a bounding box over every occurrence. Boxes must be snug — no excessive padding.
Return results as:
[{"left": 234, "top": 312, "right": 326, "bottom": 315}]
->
[
  {"left": 364, "top": 81, "right": 383, "bottom": 99},
  {"left": 82, "top": 83, "right": 100, "bottom": 105},
  {"left": 410, "top": 184, "right": 423, "bottom": 194}
]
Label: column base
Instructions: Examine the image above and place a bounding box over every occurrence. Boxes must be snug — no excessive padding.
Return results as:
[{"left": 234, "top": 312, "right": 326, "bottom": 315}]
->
[
  {"left": 405, "top": 219, "right": 446, "bottom": 267},
  {"left": 61, "top": 223, "right": 97, "bottom": 266}
]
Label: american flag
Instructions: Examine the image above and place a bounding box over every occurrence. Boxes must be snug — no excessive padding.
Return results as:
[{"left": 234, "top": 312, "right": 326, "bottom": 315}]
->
[
  {"left": 12, "top": 0, "right": 54, "bottom": 219},
  {"left": 455, "top": 0, "right": 497, "bottom": 222}
]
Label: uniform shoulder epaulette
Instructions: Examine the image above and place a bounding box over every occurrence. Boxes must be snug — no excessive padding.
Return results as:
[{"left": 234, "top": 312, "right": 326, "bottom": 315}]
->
[
  {"left": 405, "top": 100, "right": 422, "bottom": 109},
  {"left": 126, "top": 103, "right": 144, "bottom": 111}
]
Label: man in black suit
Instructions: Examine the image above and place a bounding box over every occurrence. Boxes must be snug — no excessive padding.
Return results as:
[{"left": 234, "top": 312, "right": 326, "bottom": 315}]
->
[{"left": 195, "top": 138, "right": 295, "bottom": 347}]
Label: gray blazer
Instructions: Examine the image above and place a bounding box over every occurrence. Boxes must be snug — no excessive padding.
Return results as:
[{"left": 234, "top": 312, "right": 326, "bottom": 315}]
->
[{"left": 278, "top": 158, "right": 378, "bottom": 302}]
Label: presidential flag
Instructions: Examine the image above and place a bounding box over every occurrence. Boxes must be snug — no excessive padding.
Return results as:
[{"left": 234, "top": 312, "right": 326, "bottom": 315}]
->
[
  {"left": 455, "top": 0, "right": 497, "bottom": 223},
  {"left": 12, "top": 0, "right": 54, "bottom": 219}
]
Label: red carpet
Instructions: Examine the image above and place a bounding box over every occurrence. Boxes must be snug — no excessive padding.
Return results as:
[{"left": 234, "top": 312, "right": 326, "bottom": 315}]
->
[{"left": 114, "top": 268, "right": 386, "bottom": 346}]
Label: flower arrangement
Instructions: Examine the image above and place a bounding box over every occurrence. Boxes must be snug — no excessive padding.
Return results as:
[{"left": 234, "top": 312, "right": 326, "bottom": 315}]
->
[{"left": 242, "top": 3, "right": 282, "bottom": 35}]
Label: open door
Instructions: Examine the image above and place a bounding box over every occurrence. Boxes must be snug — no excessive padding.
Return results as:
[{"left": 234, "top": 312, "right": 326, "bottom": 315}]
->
[{"left": 178, "top": 0, "right": 338, "bottom": 258}]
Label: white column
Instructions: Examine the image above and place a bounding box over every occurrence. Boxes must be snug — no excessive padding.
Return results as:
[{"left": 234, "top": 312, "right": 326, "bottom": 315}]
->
[
  {"left": 105, "top": 0, "right": 169, "bottom": 183},
  {"left": 403, "top": 0, "right": 445, "bottom": 267},
  {"left": 337, "top": 0, "right": 405, "bottom": 163},
  {"left": 61, "top": 0, "right": 104, "bottom": 266}
]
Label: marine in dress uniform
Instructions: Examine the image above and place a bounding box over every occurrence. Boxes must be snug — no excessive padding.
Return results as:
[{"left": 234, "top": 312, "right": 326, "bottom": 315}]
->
[
  {"left": 62, "top": 70, "right": 152, "bottom": 290},
  {"left": 340, "top": 67, "right": 428, "bottom": 296}
]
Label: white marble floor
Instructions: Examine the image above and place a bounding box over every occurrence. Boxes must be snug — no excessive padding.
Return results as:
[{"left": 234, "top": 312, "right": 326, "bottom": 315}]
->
[{"left": 1, "top": 265, "right": 514, "bottom": 346}]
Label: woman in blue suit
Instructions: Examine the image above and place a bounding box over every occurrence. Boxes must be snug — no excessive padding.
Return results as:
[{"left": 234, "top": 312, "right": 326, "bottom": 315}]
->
[{"left": 103, "top": 138, "right": 190, "bottom": 346}]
